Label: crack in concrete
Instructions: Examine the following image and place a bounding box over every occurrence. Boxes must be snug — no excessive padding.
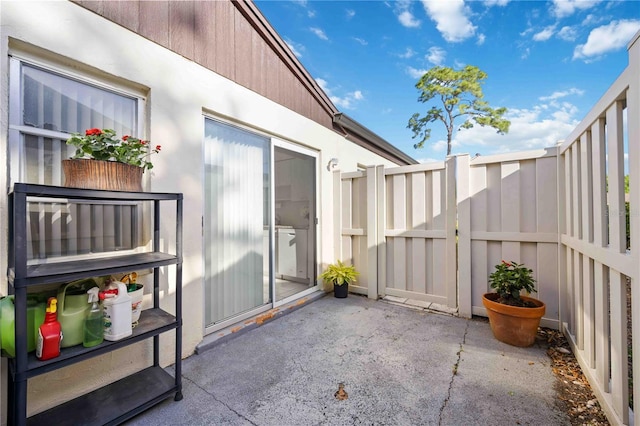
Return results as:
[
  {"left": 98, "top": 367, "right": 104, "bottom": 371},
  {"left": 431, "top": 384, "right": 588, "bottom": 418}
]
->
[
  {"left": 183, "top": 375, "right": 259, "bottom": 425},
  {"left": 438, "top": 319, "right": 470, "bottom": 425}
]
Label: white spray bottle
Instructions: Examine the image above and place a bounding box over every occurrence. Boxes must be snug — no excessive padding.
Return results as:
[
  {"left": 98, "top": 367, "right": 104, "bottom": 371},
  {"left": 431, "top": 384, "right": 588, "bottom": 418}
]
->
[{"left": 102, "top": 281, "right": 132, "bottom": 341}]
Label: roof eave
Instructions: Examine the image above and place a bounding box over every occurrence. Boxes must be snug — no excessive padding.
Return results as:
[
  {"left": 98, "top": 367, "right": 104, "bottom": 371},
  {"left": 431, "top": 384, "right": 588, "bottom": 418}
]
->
[{"left": 334, "top": 113, "right": 417, "bottom": 166}]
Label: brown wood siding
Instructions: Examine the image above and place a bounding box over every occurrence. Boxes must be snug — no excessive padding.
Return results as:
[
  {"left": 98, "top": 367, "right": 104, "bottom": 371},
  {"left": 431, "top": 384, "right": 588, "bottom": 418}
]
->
[
  {"left": 140, "top": 1, "right": 169, "bottom": 48},
  {"left": 73, "top": 0, "right": 335, "bottom": 129}
]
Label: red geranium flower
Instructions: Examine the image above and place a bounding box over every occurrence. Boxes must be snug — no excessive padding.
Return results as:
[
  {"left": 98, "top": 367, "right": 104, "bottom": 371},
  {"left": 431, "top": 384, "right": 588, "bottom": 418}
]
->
[{"left": 66, "top": 128, "right": 161, "bottom": 171}]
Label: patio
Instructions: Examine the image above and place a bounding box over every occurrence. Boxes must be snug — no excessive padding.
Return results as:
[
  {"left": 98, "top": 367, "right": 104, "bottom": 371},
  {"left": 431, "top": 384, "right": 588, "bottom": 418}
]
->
[{"left": 125, "top": 294, "right": 568, "bottom": 425}]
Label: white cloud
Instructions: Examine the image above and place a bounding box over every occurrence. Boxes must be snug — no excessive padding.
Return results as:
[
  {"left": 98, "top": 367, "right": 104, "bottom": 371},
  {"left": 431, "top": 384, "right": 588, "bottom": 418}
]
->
[
  {"left": 432, "top": 140, "right": 449, "bottom": 153},
  {"left": 453, "top": 101, "right": 580, "bottom": 154},
  {"left": 292, "top": 0, "right": 315, "bottom": 18},
  {"left": 284, "top": 39, "right": 304, "bottom": 58},
  {"left": 551, "top": 0, "right": 601, "bottom": 18},
  {"left": 521, "top": 47, "right": 530, "bottom": 59},
  {"left": 421, "top": 0, "right": 476, "bottom": 43},
  {"left": 417, "top": 156, "right": 442, "bottom": 164},
  {"left": 407, "top": 66, "right": 428, "bottom": 79},
  {"left": 346, "top": 9, "right": 356, "bottom": 19},
  {"left": 582, "top": 13, "right": 605, "bottom": 27},
  {"left": 354, "top": 37, "right": 368, "bottom": 46},
  {"left": 399, "top": 47, "right": 416, "bottom": 59},
  {"left": 557, "top": 26, "right": 578, "bottom": 41},
  {"left": 427, "top": 46, "right": 446, "bottom": 65},
  {"left": 539, "top": 88, "right": 584, "bottom": 101},
  {"left": 533, "top": 25, "right": 556, "bottom": 41},
  {"left": 310, "top": 27, "right": 329, "bottom": 41},
  {"left": 484, "top": 0, "right": 510, "bottom": 6},
  {"left": 477, "top": 33, "right": 486, "bottom": 45},
  {"left": 316, "top": 78, "right": 364, "bottom": 110},
  {"left": 573, "top": 19, "right": 640, "bottom": 60},
  {"left": 398, "top": 10, "right": 421, "bottom": 28}
]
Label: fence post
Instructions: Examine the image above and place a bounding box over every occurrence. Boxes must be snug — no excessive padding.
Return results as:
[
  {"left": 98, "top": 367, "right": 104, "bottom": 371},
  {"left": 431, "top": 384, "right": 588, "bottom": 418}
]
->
[
  {"left": 445, "top": 156, "right": 457, "bottom": 309},
  {"left": 376, "top": 165, "right": 386, "bottom": 298},
  {"left": 456, "top": 154, "right": 472, "bottom": 318},
  {"left": 332, "top": 170, "right": 342, "bottom": 263},
  {"left": 627, "top": 29, "right": 640, "bottom": 422},
  {"left": 366, "top": 165, "right": 378, "bottom": 299}
]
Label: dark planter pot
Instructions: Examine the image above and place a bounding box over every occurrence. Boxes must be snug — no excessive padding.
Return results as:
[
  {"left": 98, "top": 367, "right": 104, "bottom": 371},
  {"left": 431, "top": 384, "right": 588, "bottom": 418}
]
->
[
  {"left": 334, "top": 283, "right": 349, "bottom": 298},
  {"left": 482, "top": 292, "right": 546, "bottom": 347}
]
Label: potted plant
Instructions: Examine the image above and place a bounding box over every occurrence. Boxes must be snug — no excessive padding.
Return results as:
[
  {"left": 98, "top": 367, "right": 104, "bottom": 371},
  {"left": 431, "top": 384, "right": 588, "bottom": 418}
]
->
[
  {"left": 482, "top": 260, "right": 545, "bottom": 347},
  {"left": 63, "top": 128, "right": 161, "bottom": 191},
  {"left": 319, "top": 260, "right": 359, "bottom": 298}
]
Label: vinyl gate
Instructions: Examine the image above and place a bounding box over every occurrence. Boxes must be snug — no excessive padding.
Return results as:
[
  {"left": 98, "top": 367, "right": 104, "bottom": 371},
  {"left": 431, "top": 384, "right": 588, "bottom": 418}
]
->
[{"left": 333, "top": 150, "right": 560, "bottom": 328}]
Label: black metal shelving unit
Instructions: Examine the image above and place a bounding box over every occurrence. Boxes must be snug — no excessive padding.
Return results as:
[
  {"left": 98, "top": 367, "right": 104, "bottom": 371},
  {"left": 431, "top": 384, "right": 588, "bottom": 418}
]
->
[{"left": 6, "top": 183, "right": 183, "bottom": 426}]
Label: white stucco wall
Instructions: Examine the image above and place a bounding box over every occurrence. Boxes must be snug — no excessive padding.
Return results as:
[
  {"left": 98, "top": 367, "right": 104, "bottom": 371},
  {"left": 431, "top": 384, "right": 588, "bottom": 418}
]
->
[{"left": 0, "top": 1, "right": 401, "bottom": 420}]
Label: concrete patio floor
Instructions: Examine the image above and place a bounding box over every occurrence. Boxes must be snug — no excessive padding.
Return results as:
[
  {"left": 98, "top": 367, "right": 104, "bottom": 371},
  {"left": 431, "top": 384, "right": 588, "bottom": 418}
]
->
[{"left": 126, "top": 294, "right": 569, "bottom": 425}]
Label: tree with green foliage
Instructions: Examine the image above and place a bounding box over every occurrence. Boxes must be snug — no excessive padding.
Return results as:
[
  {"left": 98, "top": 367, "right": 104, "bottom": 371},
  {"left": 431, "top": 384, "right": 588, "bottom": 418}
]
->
[{"left": 408, "top": 65, "right": 511, "bottom": 156}]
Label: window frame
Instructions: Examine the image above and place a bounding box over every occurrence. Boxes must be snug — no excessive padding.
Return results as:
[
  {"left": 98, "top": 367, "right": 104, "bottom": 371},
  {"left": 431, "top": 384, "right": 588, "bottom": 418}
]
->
[
  {"left": 7, "top": 54, "right": 151, "bottom": 262},
  {"left": 8, "top": 55, "right": 147, "bottom": 186}
]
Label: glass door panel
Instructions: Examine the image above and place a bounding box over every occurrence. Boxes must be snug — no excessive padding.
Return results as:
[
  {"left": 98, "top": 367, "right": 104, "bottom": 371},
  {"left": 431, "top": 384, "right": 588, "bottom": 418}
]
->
[
  {"left": 203, "top": 119, "right": 271, "bottom": 326},
  {"left": 273, "top": 144, "right": 317, "bottom": 302}
]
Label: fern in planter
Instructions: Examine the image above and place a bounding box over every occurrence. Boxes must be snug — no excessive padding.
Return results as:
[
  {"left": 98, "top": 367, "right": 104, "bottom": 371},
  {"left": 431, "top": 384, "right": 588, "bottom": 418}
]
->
[{"left": 319, "top": 261, "right": 359, "bottom": 298}]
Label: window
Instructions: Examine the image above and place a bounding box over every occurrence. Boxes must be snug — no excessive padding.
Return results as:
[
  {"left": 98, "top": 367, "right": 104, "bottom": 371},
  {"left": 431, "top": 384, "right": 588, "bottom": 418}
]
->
[{"left": 9, "top": 58, "right": 145, "bottom": 260}]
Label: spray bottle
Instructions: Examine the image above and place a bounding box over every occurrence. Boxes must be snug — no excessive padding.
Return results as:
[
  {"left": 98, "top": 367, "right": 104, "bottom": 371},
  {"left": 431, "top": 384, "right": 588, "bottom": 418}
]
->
[
  {"left": 101, "top": 281, "right": 132, "bottom": 341},
  {"left": 83, "top": 287, "right": 103, "bottom": 348},
  {"left": 36, "top": 297, "right": 63, "bottom": 360}
]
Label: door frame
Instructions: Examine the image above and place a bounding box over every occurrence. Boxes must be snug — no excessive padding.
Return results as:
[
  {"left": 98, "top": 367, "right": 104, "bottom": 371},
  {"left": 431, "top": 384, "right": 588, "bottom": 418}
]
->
[
  {"left": 271, "top": 138, "right": 319, "bottom": 308},
  {"left": 201, "top": 117, "right": 320, "bottom": 335}
]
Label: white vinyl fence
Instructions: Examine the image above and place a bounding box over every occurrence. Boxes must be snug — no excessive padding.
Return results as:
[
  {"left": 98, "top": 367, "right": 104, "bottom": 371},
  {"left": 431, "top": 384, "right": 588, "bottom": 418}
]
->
[
  {"left": 333, "top": 29, "right": 640, "bottom": 426},
  {"left": 556, "top": 30, "right": 640, "bottom": 426},
  {"left": 334, "top": 150, "right": 560, "bottom": 325},
  {"left": 459, "top": 149, "right": 560, "bottom": 328}
]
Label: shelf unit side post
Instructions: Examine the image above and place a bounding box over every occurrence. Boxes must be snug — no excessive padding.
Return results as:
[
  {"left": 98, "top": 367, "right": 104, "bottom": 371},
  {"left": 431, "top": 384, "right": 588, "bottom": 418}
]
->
[{"left": 175, "top": 196, "right": 183, "bottom": 397}]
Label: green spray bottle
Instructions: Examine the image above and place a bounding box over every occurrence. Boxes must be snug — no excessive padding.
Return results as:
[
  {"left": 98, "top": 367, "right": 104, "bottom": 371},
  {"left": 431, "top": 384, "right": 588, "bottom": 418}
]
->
[{"left": 83, "top": 287, "right": 103, "bottom": 348}]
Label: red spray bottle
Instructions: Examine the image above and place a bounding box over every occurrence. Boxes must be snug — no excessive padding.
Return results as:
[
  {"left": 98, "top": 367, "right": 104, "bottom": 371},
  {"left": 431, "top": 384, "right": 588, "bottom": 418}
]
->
[{"left": 36, "top": 297, "right": 63, "bottom": 360}]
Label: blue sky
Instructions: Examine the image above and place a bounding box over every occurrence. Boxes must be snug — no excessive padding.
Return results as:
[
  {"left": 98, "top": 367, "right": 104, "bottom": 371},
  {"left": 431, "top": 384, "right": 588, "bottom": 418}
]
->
[{"left": 255, "top": 0, "right": 640, "bottom": 163}]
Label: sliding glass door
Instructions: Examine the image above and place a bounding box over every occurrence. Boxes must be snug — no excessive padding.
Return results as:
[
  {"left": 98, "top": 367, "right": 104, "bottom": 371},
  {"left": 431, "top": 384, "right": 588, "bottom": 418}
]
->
[
  {"left": 203, "top": 119, "right": 271, "bottom": 326},
  {"left": 203, "top": 119, "right": 317, "bottom": 329}
]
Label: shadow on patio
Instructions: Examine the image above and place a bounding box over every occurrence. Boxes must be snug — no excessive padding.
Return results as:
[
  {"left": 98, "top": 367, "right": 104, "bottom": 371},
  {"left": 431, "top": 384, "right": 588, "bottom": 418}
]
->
[{"left": 126, "top": 294, "right": 568, "bottom": 425}]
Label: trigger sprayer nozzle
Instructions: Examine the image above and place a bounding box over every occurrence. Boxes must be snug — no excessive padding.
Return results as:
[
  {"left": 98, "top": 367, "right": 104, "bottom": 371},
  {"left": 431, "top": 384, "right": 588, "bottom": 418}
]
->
[{"left": 87, "top": 287, "right": 100, "bottom": 303}]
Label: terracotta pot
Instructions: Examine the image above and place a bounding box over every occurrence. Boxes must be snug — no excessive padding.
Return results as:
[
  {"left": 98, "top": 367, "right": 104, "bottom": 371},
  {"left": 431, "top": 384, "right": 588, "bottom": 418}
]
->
[
  {"left": 62, "top": 159, "right": 143, "bottom": 192},
  {"left": 482, "top": 293, "right": 545, "bottom": 347},
  {"left": 334, "top": 283, "right": 349, "bottom": 298}
]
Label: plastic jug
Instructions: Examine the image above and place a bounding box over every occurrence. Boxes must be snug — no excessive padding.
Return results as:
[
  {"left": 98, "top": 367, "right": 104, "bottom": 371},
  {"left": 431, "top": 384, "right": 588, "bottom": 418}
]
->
[
  {"left": 102, "top": 282, "right": 132, "bottom": 341},
  {"left": 0, "top": 296, "right": 14, "bottom": 357},
  {"left": 58, "top": 278, "right": 99, "bottom": 348},
  {"left": 0, "top": 295, "right": 46, "bottom": 357}
]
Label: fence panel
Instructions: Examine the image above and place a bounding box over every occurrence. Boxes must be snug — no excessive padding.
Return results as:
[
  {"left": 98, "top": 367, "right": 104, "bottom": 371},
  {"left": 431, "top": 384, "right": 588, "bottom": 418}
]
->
[
  {"left": 381, "top": 160, "right": 456, "bottom": 308},
  {"left": 456, "top": 149, "right": 561, "bottom": 329},
  {"left": 557, "top": 30, "right": 640, "bottom": 425},
  {"left": 334, "top": 169, "right": 370, "bottom": 296}
]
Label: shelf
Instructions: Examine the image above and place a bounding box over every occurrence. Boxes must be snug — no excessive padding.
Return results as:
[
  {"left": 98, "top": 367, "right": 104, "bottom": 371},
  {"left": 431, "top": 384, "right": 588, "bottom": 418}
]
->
[
  {"left": 8, "top": 184, "right": 183, "bottom": 426},
  {"left": 9, "top": 253, "right": 180, "bottom": 287},
  {"left": 12, "top": 183, "right": 182, "bottom": 202},
  {"left": 26, "top": 366, "right": 178, "bottom": 426},
  {"left": 8, "top": 309, "right": 177, "bottom": 378}
]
